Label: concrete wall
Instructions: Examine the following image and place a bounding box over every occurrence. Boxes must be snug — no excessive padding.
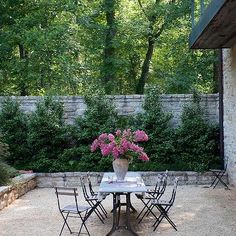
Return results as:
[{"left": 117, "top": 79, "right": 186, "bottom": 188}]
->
[
  {"left": 0, "top": 94, "right": 219, "bottom": 127},
  {"left": 223, "top": 47, "right": 236, "bottom": 185}
]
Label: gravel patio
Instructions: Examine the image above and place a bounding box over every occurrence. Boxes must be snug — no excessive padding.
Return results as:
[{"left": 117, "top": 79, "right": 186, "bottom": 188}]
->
[{"left": 0, "top": 185, "right": 236, "bottom": 236}]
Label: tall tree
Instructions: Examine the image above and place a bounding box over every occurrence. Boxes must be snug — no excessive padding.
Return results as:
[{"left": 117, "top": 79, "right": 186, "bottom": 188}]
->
[
  {"left": 102, "top": 0, "right": 117, "bottom": 94},
  {"left": 136, "top": 0, "right": 190, "bottom": 94}
]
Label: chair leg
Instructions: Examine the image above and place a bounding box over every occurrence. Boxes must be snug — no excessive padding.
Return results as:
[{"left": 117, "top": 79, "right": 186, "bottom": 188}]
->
[
  {"left": 59, "top": 212, "right": 72, "bottom": 236},
  {"left": 210, "top": 173, "right": 219, "bottom": 187},
  {"left": 138, "top": 201, "right": 159, "bottom": 224},
  {"left": 136, "top": 199, "right": 151, "bottom": 219},
  {"left": 211, "top": 170, "right": 230, "bottom": 189},
  {"left": 88, "top": 201, "right": 105, "bottom": 224},
  {"left": 77, "top": 211, "right": 90, "bottom": 236},
  {"left": 153, "top": 205, "right": 177, "bottom": 231},
  {"left": 214, "top": 172, "right": 230, "bottom": 190},
  {"left": 98, "top": 202, "right": 108, "bottom": 217}
]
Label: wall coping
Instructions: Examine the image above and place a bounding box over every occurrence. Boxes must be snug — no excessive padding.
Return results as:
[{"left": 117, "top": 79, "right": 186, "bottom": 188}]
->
[
  {"left": 36, "top": 171, "right": 228, "bottom": 187},
  {"left": 0, "top": 174, "right": 36, "bottom": 197}
]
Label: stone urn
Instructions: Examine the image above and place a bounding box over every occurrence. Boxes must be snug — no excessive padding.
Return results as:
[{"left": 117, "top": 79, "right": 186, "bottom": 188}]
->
[{"left": 112, "top": 159, "right": 129, "bottom": 181}]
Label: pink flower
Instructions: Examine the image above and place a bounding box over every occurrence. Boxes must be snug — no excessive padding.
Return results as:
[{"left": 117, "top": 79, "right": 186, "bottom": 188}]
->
[
  {"left": 108, "top": 134, "right": 115, "bottom": 142},
  {"left": 120, "top": 138, "right": 130, "bottom": 151},
  {"left": 139, "top": 152, "right": 149, "bottom": 161},
  {"left": 115, "top": 129, "right": 121, "bottom": 136},
  {"left": 129, "top": 143, "right": 143, "bottom": 152},
  {"left": 112, "top": 147, "right": 120, "bottom": 159},
  {"left": 91, "top": 139, "right": 99, "bottom": 152},
  {"left": 98, "top": 133, "right": 108, "bottom": 141},
  {"left": 91, "top": 129, "right": 149, "bottom": 162},
  {"left": 101, "top": 145, "right": 112, "bottom": 156},
  {"left": 123, "top": 129, "right": 132, "bottom": 139},
  {"left": 134, "top": 130, "right": 149, "bottom": 142}
]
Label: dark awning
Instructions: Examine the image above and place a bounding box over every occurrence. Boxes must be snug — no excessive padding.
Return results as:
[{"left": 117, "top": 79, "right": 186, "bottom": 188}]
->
[{"left": 189, "top": 0, "right": 236, "bottom": 49}]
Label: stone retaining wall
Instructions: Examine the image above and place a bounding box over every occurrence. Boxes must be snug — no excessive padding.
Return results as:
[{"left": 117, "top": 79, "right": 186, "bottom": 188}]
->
[
  {"left": 0, "top": 94, "right": 219, "bottom": 127},
  {"left": 0, "top": 174, "right": 37, "bottom": 211},
  {"left": 36, "top": 171, "right": 227, "bottom": 187}
]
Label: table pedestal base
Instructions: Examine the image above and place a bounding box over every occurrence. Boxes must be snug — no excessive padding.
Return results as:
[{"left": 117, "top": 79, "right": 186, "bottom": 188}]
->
[{"left": 106, "top": 193, "right": 138, "bottom": 236}]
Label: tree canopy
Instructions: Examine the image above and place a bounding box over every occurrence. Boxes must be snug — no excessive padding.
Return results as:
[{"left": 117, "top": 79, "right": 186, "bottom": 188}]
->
[{"left": 0, "top": 0, "right": 216, "bottom": 95}]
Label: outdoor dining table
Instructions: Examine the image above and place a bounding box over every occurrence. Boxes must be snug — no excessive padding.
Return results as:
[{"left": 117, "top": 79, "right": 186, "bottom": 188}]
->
[{"left": 98, "top": 172, "right": 147, "bottom": 236}]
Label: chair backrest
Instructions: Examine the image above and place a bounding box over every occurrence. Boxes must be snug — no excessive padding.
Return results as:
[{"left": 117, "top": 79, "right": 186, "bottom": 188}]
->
[
  {"left": 169, "top": 177, "right": 179, "bottom": 205},
  {"left": 55, "top": 187, "right": 79, "bottom": 212},
  {"left": 87, "top": 172, "right": 95, "bottom": 195},
  {"left": 80, "top": 177, "right": 90, "bottom": 200},
  {"left": 157, "top": 170, "right": 168, "bottom": 195}
]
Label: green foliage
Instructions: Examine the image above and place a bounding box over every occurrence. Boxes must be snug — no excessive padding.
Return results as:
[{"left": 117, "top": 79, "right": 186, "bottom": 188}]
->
[
  {"left": 73, "top": 95, "right": 120, "bottom": 171},
  {"left": 0, "top": 98, "right": 30, "bottom": 165},
  {"left": 130, "top": 87, "right": 175, "bottom": 170},
  {"left": 0, "top": 0, "right": 216, "bottom": 95},
  {"left": 27, "top": 97, "right": 68, "bottom": 172},
  {"left": 0, "top": 135, "right": 17, "bottom": 186},
  {"left": 174, "top": 94, "right": 220, "bottom": 171},
  {"left": 0, "top": 95, "right": 220, "bottom": 173}
]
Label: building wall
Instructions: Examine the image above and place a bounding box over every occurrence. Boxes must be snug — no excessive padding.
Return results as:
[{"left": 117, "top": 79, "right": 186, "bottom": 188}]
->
[
  {"left": 0, "top": 94, "right": 219, "bottom": 127},
  {"left": 223, "top": 47, "right": 236, "bottom": 185}
]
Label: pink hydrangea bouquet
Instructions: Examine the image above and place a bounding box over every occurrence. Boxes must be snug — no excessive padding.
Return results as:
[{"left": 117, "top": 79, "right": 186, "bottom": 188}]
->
[{"left": 91, "top": 129, "right": 149, "bottom": 162}]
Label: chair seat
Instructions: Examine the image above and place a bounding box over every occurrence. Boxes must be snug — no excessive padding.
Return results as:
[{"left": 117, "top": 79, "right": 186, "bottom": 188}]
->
[
  {"left": 152, "top": 199, "right": 170, "bottom": 206},
  {"left": 135, "top": 193, "right": 156, "bottom": 200},
  {"left": 62, "top": 204, "right": 91, "bottom": 213}
]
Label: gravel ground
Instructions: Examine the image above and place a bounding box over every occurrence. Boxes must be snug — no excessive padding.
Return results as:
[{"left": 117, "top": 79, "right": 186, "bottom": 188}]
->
[{"left": 0, "top": 185, "right": 236, "bottom": 236}]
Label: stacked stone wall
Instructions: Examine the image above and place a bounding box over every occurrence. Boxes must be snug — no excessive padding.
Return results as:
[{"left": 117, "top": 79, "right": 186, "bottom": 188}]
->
[
  {"left": 0, "top": 174, "right": 36, "bottom": 211},
  {"left": 0, "top": 94, "right": 219, "bottom": 127},
  {"left": 36, "top": 171, "right": 227, "bottom": 187}
]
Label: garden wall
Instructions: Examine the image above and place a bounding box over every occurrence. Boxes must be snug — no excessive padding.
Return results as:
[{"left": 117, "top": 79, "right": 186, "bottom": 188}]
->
[
  {"left": 0, "top": 94, "right": 219, "bottom": 127},
  {"left": 36, "top": 171, "right": 227, "bottom": 187},
  {"left": 0, "top": 174, "right": 36, "bottom": 211}
]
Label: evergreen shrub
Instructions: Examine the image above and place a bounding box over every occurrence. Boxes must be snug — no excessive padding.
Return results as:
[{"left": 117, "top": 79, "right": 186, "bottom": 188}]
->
[
  {"left": 0, "top": 135, "right": 17, "bottom": 186},
  {"left": 71, "top": 95, "right": 119, "bottom": 171},
  {"left": 27, "top": 97, "right": 69, "bottom": 172},
  {"left": 174, "top": 94, "right": 220, "bottom": 171},
  {"left": 129, "top": 88, "right": 176, "bottom": 171},
  {"left": 0, "top": 98, "right": 30, "bottom": 166}
]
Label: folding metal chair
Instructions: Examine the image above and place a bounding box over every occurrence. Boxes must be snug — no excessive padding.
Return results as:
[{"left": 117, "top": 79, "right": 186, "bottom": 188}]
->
[
  {"left": 86, "top": 173, "right": 108, "bottom": 216},
  {"left": 136, "top": 170, "right": 168, "bottom": 224},
  {"left": 80, "top": 177, "right": 107, "bottom": 224},
  {"left": 209, "top": 162, "right": 230, "bottom": 190},
  {"left": 151, "top": 177, "right": 179, "bottom": 231},
  {"left": 55, "top": 187, "right": 92, "bottom": 236}
]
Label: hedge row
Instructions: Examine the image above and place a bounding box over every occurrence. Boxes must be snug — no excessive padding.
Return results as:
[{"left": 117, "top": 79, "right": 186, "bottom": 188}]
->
[{"left": 0, "top": 91, "right": 221, "bottom": 172}]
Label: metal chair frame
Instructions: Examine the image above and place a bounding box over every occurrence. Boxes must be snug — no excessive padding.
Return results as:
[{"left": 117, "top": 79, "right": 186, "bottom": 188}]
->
[
  {"left": 209, "top": 162, "right": 230, "bottom": 190},
  {"left": 136, "top": 171, "right": 168, "bottom": 224},
  {"left": 151, "top": 177, "right": 179, "bottom": 231},
  {"left": 55, "top": 187, "right": 91, "bottom": 236},
  {"left": 80, "top": 177, "right": 107, "bottom": 224},
  {"left": 86, "top": 173, "right": 108, "bottom": 216}
]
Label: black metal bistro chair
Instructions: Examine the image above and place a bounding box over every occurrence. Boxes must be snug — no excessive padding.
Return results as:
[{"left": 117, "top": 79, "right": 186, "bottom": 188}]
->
[
  {"left": 136, "top": 171, "right": 168, "bottom": 224},
  {"left": 209, "top": 161, "right": 230, "bottom": 190},
  {"left": 55, "top": 187, "right": 92, "bottom": 236},
  {"left": 86, "top": 173, "right": 109, "bottom": 216},
  {"left": 80, "top": 177, "right": 107, "bottom": 224},
  {"left": 151, "top": 177, "right": 179, "bottom": 231}
]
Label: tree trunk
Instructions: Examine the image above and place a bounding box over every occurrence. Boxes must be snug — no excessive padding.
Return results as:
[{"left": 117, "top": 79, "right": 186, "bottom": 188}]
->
[
  {"left": 18, "top": 44, "right": 28, "bottom": 96},
  {"left": 136, "top": 37, "right": 155, "bottom": 94},
  {"left": 102, "top": 0, "right": 116, "bottom": 94}
]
